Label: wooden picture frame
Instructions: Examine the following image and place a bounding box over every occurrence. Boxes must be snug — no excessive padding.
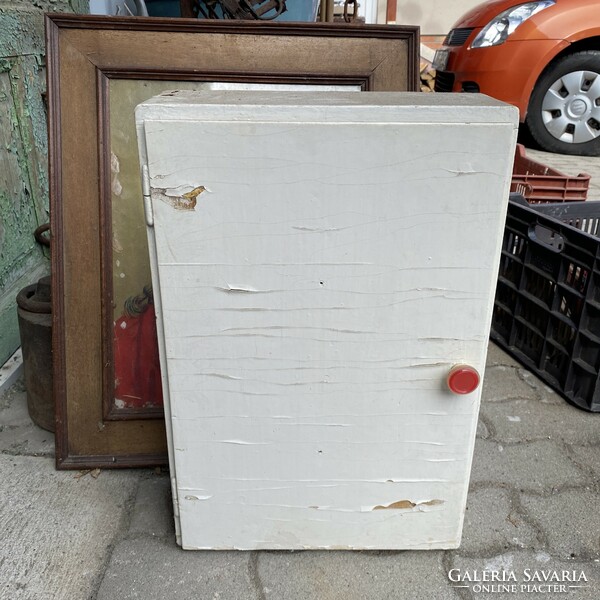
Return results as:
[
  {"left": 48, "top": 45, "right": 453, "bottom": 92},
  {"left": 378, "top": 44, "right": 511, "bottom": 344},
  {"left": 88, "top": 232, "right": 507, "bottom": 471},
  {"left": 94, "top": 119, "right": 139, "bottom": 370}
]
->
[{"left": 46, "top": 13, "right": 419, "bottom": 469}]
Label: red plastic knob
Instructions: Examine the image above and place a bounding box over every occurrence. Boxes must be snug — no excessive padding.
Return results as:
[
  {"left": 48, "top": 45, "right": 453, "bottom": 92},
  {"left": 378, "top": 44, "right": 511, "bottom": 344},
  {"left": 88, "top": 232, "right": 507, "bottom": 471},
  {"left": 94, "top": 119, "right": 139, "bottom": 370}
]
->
[{"left": 447, "top": 365, "right": 480, "bottom": 395}]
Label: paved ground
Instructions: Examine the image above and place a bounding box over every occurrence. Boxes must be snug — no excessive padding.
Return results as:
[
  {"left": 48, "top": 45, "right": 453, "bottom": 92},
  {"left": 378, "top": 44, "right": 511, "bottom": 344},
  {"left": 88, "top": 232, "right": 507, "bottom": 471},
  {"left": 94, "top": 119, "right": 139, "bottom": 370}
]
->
[{"left": 1, "top": 146, "right": 599, "bottom": 600}]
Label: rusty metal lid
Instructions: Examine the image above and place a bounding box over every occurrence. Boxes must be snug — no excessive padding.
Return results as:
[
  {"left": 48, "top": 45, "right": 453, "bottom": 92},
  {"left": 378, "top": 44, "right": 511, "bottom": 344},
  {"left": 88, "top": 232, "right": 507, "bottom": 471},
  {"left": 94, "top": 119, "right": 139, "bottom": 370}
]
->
[{"left": 17, "top": 276, "right": 51, "bottom": 314}]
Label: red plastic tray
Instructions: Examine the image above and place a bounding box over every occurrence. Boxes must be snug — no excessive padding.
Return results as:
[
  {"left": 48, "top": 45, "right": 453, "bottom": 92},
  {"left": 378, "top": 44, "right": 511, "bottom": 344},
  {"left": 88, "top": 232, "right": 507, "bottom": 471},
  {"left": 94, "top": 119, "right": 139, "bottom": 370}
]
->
[{"left": 510, "top": 144, "right": 590, "bottom": 203}]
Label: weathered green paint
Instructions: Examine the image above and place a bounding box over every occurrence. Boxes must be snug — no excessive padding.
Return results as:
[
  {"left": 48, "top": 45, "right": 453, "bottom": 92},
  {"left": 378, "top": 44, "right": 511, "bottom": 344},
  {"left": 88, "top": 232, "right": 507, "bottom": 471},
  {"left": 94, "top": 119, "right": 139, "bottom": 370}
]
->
[
  {"left": 0, "top": 0, "right": 89, "bottom": 365},
  {"left": 0, "top": 70, "right": 39, "bottom": 287},
  {"left": 10, "top": 55, "right": 51, "bottom": 226}
]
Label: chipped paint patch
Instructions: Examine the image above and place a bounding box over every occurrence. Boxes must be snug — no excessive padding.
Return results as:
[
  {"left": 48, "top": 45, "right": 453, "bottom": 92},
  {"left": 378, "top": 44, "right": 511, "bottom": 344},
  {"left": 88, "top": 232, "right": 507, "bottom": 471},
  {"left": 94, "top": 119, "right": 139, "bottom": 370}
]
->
[
  {"left": 484, "top": 553, "right": 514, "bottom": 572},
  {"left": 535, "top": 551, "right": 552, "bottom": 563},
  {"left": 185, "top": 494, "right": 212, "bottom": 501},
  {"left": 110, "top": 151, "right": 122, "bottom": 196},
  {"left": 151, "top": 185, "right": 206, "bottom": 211},
  {"left": 372, "top": 499, "right": 445, "bottom": 510}
]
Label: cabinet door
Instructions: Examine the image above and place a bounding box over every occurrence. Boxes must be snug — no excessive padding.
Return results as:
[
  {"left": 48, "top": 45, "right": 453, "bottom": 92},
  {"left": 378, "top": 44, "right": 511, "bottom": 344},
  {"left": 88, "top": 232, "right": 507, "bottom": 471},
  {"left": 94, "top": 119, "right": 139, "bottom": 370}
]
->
[{"left": 143, "top": 102, "right": 516, "bottom": 549}]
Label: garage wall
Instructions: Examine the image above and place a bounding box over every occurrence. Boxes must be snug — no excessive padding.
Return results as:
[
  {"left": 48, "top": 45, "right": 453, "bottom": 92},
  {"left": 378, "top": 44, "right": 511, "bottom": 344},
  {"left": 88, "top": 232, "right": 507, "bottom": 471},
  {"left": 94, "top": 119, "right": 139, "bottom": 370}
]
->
[
  {"left": 0, "top": 0, "right": 88, "bottom": 366},
  {"left": 395, "top": 0, "right": 483, "bottom": 35}
]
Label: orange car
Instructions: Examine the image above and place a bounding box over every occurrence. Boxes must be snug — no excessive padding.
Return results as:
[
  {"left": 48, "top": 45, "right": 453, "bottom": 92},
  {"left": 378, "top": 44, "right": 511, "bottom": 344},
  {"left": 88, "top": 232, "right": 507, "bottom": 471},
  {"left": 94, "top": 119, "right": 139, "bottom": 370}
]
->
[{"left": 433, "top": 0, "right": 600, "bottom": 155}]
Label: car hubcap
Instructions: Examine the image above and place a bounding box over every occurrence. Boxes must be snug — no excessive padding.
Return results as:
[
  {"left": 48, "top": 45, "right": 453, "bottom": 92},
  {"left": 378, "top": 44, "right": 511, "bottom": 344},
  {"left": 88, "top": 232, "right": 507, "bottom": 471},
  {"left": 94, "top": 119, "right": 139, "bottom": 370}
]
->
[{"left": 541, "top": 70, "right": 600, "bottom": 144}]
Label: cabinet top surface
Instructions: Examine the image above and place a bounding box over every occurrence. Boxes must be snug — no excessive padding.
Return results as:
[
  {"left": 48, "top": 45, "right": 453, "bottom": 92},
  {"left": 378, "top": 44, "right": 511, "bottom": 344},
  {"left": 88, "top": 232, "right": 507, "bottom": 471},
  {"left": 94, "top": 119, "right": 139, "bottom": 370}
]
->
[{"left": 135, "top": 90, "right": 519, "bottom": 125}]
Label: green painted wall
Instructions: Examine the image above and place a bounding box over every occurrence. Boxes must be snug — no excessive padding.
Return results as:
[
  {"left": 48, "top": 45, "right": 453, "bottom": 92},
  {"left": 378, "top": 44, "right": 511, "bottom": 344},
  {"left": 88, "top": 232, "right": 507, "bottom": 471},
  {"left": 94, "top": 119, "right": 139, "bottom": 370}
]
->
[{"left": 0, "top": 0, "right": 88, "bottom": 366}]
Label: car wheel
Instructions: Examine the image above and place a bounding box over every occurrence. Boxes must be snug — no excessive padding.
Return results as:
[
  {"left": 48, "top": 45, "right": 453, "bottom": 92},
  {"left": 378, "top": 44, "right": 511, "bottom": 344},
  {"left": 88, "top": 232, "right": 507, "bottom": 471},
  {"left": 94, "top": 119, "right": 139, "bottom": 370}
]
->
[{"left": 526, "top": 51, "right": 600, "bottom": 156}]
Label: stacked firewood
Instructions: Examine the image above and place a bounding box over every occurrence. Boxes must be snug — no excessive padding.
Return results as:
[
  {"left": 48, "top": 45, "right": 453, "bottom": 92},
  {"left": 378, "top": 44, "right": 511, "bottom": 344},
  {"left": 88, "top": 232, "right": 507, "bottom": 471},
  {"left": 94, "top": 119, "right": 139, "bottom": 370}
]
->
[{"left": 420, "top": 60, "right": 436, "bottom": 92}]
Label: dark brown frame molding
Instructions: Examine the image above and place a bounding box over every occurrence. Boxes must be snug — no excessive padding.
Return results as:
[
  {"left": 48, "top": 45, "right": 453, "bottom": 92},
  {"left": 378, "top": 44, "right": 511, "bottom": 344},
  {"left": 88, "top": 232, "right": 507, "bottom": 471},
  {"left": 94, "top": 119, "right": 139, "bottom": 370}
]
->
[{"left": 46, "top": 13, "right": 419, "bottom": 469}]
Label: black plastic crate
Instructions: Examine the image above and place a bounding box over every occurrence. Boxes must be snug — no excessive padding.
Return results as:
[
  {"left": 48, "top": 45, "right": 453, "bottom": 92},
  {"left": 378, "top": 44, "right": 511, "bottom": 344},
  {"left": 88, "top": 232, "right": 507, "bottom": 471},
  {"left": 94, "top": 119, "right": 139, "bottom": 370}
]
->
[{"left": 491, "top": 199, "right": 600, "bottom": 412}]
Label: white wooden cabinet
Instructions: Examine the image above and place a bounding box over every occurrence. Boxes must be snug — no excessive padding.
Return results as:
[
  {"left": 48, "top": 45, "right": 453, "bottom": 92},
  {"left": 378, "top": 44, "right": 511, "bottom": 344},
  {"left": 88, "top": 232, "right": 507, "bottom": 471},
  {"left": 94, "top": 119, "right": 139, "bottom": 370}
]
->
[{"left": 136, "top": 91, "right": 518, "bottom": 550}]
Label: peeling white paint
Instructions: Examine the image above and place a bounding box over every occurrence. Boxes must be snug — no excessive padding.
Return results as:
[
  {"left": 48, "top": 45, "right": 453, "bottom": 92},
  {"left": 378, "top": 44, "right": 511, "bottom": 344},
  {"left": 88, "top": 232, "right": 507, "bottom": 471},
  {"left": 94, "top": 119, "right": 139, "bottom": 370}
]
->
[
  {"left": 216, "top": 284, "right": 261, "bottom": 294},
  {"left": 111, "top": 152, "right": 123, "bottom": 196},
  {"left": 220, "top": 440, "right": 271, "bottom": 446},
  {"left": 536, "top": 551, "right": 552, "bottom": 563},
  {"left": 112, "top": 234, "right": 123, "bottom": 254},
  {"left": 137, "top": 90, "right": 518, "bottom": 550},
  {"left": 151, "top": 185, "right": 206, "bottom": 211},
  {"left": 484, "top": 554, "right": 515, "bottom": 573}
]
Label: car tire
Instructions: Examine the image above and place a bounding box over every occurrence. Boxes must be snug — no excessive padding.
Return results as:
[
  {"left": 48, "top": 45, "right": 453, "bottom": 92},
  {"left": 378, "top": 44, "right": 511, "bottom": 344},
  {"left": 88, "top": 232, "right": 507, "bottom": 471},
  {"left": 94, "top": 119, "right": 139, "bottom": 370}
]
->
[{"left": 526, "top": 50, "right": 600, "bottom": 156}]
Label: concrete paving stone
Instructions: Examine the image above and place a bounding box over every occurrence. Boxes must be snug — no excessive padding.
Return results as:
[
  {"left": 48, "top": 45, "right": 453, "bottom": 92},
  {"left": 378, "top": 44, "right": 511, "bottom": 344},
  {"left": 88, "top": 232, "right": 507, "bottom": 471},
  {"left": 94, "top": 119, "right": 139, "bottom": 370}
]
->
[
  {"left": 128, "top": 474, "right": 174, "bottom": 539},
  {"left": 470, "top": 439, "right": 589, "bottom": 492},
  {"left": 480, "top": 398, "right": 600, "bottom": 445},
  {"left": 515, "top": 370, "right": 564, "bottom": 406},
  {"left": 485, "top": 344, "right": 521, "bottom": 368},
  {"left": 449, "top": 551, "right": 600, "bottom": 599},
  {"left": 481, "top": 365, "right": 539, "bottom": 403},
  {"left": 476, "top": 418, "right": 490, "bottom": 440},
  {"left": 0, "top": 349, "right": 23, "bottom": 393},
  {"left": 257, "top": 550, "right": 457, "bottom": 600},
  {"left": 0, "top": 379, "right": 54, "bottom": 457},
  {"left": 0, "top": 455, "right": 139, "bottom": 600},
  {"left": 96, "top": 537, "right": 256, "bottom": 600},
  {"left": 520, "top": 490, "right": 600, "bottom": 560},
  {"left": 566, "top": 444, "right": 600, "bottom": 479},
  {"left": 459, "top": 487, "right": 539, "bottom": 557}
]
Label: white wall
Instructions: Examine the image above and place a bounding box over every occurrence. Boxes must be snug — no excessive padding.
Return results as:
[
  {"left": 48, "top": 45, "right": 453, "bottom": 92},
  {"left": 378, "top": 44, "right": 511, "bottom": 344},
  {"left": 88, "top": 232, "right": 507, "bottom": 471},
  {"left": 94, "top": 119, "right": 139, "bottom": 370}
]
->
[{"left": 394, "top": 0, "right": 484, "bottom": 34}]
